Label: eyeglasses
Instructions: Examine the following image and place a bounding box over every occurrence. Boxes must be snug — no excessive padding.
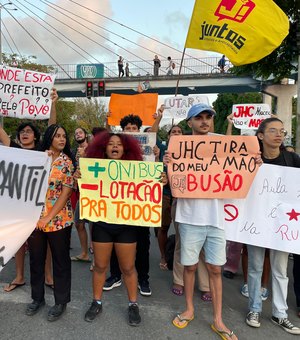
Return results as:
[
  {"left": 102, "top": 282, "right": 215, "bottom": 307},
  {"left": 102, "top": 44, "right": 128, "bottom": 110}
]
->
[
  {"left": 266, "top": 128, "right": 287, "bottom": 136},
  {"left": 20, "top": 129, "right": 34, "bottom": 135}
]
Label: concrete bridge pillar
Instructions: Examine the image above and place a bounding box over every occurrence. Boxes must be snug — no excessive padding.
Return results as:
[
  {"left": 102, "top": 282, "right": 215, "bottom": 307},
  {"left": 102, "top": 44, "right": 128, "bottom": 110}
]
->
[{"left": 263, "top": 84, "right": 297, "bottom": 143}]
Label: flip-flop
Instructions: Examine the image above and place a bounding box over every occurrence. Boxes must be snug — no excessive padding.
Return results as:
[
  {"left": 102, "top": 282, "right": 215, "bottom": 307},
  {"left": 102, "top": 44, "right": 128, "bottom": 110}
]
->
[
  {"left": 211, "top": 324, "right": 235, "bottom": 339},
  {"left": 201, "top": 292, "right": 212, "bottom": 302},
  {"left": 172, "top": 287, "right": 184, "bottom": 296},
  {"left": 89, "top": 247, "right": 94, "bottom": 254},
  {"left": 4, "top": 282, "right": 25, "bottom": 292},
  {"left": 71, "top": 256, "right": 91, "bottom": 262},
  {"left": 45, "top": 283, "right": 54, "bottom": 290},
  {"left": 172, "top": 314, "right": 194, "bottom": 329}
]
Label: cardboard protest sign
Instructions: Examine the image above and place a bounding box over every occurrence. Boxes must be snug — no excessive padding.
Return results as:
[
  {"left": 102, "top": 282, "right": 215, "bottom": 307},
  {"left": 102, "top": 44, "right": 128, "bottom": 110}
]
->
[
  {"left": 108, "top": 93, "right": 158, "bottom": 126},
  {"left": 162, "top": 95, "right": 209, "bottom": 119},
  {"left": 232, "top": 104, "right": 271, "bottom": 130},
  {"left": 124, "top": 132, "right": 156, "bottom": 162},
  {"left": 167, "top": 135, "right": 259, "bottom": 199},
  {"left": 0, "top": 65, "right": 56, "bottom": 119},
  {"left": 78, "top": 158, "right": 163, "bottom": 227},
  {"left": 0, "top": 146, "right": 50, "bottom": 272},
  {"left": 224, "top": 164, "right": 300, "bottom": 254}
]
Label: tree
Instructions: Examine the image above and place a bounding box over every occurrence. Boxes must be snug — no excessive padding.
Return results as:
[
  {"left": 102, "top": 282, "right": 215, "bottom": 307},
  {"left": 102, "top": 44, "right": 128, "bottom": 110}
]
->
[
  {"left": 232, "top": 1, "right": 300, "bottom": 82},
  {"left": 212, "top": 92, "right": 263, "bottom": 135}
]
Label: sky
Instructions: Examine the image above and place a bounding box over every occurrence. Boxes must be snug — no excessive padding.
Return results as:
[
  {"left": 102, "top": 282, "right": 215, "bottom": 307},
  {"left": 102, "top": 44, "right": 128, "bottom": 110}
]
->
[{"left": 1, "top": 0, "right": 219, "bottom": 104}]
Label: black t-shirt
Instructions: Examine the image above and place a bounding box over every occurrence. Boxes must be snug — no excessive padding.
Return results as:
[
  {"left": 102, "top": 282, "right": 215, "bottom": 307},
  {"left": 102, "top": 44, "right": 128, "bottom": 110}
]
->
[
  {"left": 262, "top": 150, "right": 300, "bottom": 168},
  {"left": 10, "top": 140, "right": 40, "bottom": 151}
]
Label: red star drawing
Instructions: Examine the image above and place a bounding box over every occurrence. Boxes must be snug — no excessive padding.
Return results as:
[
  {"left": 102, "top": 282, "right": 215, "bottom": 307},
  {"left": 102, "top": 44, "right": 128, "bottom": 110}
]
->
[{"left": 286, "top": 209, "right": 300, "bottom": 221}]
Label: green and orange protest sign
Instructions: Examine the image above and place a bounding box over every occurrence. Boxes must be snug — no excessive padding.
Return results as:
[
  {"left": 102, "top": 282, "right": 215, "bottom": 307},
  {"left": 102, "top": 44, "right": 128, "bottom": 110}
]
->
[
  {"left": 78, "top": 158, "right": 164, "bottom": 227},
  {"left": 167, "top": 135, "right": 259, "bottom": 199}
]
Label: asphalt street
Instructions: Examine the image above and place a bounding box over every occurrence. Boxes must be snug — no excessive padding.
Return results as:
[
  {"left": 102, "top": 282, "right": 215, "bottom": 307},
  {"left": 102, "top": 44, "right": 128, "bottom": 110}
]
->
[{"left": 0, "top": 227, "right": 299, "bottom": 340}]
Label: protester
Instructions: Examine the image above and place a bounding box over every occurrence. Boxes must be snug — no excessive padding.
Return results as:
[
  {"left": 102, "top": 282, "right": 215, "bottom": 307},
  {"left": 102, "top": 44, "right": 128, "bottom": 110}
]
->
[
  {"left": 83, "top": 131, "right": 166, "bottom": 325},
  {"left": 218, "top": 55, "right": 226, "bottom": 73},
  {"left": 71, "top": 127, "right": 91, "bottom": 263},
  {"left": 125, "top": 63, "right": 130, "bottom": 77},
  {"left": 25, "top": 124, "right": 75, "bottom": 322},
  {"left": 104, "top": 114, "right": 152, "bottom": 296},
  {"left": 246, "top": 117, "right": 300, "bottom": 334},
  {"left": 1, "top": 88, "right": 58, "bottom": 292},
  {"left": 118, "top": 56, "right": 124, "bottom": 77},
  {"left": 153, "top": 55, "right": 161, "bottom": 76},
  {"left": 164, "top": 103, "right": 242, "bottom": 339}
]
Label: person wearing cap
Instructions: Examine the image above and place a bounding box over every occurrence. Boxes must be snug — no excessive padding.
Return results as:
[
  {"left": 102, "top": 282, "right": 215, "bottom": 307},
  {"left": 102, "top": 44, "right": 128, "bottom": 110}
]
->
[{"left": 164, "top": 103, "right": 238, "bottom": 339}]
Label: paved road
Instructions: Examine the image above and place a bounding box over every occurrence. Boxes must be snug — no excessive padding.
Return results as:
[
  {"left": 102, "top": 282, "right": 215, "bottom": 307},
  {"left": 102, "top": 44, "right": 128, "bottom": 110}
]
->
[{"left": 0, "top": 228, "right": 299, "bottom": 340}]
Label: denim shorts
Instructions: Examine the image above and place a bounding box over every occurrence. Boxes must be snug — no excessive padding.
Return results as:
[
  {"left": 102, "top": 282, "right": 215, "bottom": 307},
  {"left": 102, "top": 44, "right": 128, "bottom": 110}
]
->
[{"left": 179, "top": 223, "right": 226, "bottom": 266}]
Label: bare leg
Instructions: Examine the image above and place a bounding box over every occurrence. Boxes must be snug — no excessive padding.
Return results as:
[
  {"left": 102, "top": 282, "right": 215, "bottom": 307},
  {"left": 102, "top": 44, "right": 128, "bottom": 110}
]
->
[
  {"left": 207, "top": 263, "right": 238, "bottom": 339},
  {"left": 92, "top": 242, "right": 113, "bottom": 300},
  {"left": 173, "top": 264, "right": 197, "bottom": 326},
  {"left": 73, "top": 221, "right": 89, "bottom": 260},
  {"left": 158, "top": 228, "right": 168, "bottom": 268},
  {"left": 115, "top": 243, "right": 137, "bottom": 302},
  {"left": 4, "top": 244, "right": 26, "bottom": 291}
]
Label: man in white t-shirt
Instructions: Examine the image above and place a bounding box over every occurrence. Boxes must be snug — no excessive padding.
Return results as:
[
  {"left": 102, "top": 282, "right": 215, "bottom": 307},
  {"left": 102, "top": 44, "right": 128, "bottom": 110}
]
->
[{"left": 165, "top": 103, "right": 238, "bottom": 339}]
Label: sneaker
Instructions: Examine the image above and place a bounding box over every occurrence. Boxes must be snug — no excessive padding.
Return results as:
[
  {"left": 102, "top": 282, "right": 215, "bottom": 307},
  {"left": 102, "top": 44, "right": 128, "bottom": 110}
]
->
[
  {"left": 261, "top": 287, "right": 269, "bottom": 301},
  {"left": 246, "top": 311, "right": 261, "bottom": 328},
  {"left": 84, "top": 300, "right": 102, "bottom": 322},
  {"left": 241, "top": 283, "right": 249, "bottom": 298},
  {"left": 128, "top": 303, "right": 141, "bottom": 326},
  {"left": 103, "top": 276, "right": 122, "bottom": 291},
  {"left": 223, "top": 270, "right": 234, "bottom": 279},
  {"left": 138, "top": 281, "right": 152, "bottom": 296},
  {"left": 271, "top": 316, "right": 300, "bottom": 334}
]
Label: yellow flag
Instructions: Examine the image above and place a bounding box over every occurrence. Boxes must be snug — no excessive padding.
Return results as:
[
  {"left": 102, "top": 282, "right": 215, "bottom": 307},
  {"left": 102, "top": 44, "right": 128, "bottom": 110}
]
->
[{"left": 185, "top": 0, "right": 289, "bottom": 66}]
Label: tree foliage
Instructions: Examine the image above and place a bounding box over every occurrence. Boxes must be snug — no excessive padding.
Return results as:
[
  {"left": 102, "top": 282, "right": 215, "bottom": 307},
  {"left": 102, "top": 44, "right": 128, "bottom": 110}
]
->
[{"left": 232, "top": 1, "right": 300, "bottom": 82}]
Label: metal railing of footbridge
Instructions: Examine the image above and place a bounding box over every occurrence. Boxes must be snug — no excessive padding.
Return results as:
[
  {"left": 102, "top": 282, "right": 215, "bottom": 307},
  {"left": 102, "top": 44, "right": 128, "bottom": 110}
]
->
[{"left": 46, "top": 57, "right": 233, "bottom": 80}]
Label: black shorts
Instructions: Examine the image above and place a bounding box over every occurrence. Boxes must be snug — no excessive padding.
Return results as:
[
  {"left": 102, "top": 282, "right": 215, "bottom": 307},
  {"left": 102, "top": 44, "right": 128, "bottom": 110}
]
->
[{"left": 92, "top": 222, "right": 137, "bottom": 243}]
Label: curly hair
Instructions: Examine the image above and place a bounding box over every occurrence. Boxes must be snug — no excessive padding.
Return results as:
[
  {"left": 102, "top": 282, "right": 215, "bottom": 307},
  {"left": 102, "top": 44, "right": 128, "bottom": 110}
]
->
[
  {"left": 86, "top": 131, "right": 143, "bottom": 161},
  {"left": 120, "top": 114, "right": 143, "bottom": 131},
  {"left": 40, "top": 124, "right": 75, "bottom": 165}
]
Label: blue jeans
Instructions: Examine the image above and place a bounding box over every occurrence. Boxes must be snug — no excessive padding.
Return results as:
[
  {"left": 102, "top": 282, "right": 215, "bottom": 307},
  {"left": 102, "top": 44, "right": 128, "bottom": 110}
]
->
[{"left": 248, "top": 245, "right": 289, "bottom": 318}]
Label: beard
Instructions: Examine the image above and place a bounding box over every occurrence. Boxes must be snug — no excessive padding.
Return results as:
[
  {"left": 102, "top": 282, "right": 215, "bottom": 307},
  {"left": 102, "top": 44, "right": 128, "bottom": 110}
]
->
[{"left": 76, "top": 138, "right": 86, "bottom": 144}]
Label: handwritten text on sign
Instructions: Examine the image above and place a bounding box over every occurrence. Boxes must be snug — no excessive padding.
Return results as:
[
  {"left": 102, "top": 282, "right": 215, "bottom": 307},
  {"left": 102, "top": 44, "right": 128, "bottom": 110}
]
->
[
  {"left": 0, "top": 65, "right": 56, "bottom": 119},
  {"left": 0, "top": 146, "right": 50, "bottom": 271},
  {"left": 124, "top": 132, "right": 156, "bottom": 162},
  {"left": 225, "top": 164, "right": 300, "bottom": 254},
  {"left": 232, "top": 103, "right": 271, "bottom": 130},
  {"left": 78, "top": 159, "right": 164, "bottom": 227},
  {"left": 167, "top": 135, "right": 259, "bottom": 199}
]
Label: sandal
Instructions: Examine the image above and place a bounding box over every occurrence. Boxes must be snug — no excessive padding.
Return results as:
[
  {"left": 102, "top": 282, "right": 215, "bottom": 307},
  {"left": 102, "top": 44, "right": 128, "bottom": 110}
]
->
[
  {"left": 172, "top": 314, "right": 194, "bottom": 329},
  {"left": 211, "top": 324, "right": 235, "bottom": 339},
  {"left": 172, "top": 287, "right": 184, "bottom": 296},
  {"left": 201, "top": 292, "right": 212, "bottom": 302}
]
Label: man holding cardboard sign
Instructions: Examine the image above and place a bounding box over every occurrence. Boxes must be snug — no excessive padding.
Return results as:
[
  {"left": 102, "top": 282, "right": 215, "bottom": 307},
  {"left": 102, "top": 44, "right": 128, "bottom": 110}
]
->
[{"left": 164, "top": 103, "right": 240, "bottom": 339}]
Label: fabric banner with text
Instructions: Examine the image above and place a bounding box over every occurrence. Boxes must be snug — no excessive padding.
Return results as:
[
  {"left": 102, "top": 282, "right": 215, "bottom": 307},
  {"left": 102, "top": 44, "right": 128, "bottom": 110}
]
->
[
  {"left": 108, "top": 93, "right": 158, "bottom": 126},
  {"left": 224, "top": 164, "right": 300, "bottom": 254},
  {"left": 167, "top": 135, "right": 259, "bottom": 199},
  {"left": 185, "top": 0, "right": 289, "bottom": 66},
  {"left": 0, "top": 146, "right": 51, "bottom": 272},
  {"left": 78, "top": 158, "right": 163, "bottom": 227},
  {"left": 0, "top": 65, "right": 56, "bottom": 119}
]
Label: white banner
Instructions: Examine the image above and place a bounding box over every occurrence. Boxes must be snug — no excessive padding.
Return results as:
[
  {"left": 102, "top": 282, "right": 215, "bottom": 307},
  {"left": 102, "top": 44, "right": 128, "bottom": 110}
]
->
[
  {"left": 162, "top": 95, "right": 209, "bottom": 119},
  {"left": 0, "top": 65, "right": 56, "bottom": 119},
  {"left": 0, "top": 146, "right": 51, "bottom": 271},
  {"left": 225, "top": 164, "right": 300, "bottom": 254},
  {"left": 232, "top": 103, "right": 271, "bottom": 130}
]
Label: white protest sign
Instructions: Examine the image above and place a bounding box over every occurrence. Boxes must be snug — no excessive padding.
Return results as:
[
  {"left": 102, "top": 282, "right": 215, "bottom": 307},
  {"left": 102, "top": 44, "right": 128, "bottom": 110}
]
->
[
  {"left": 232, "top": 104, "right": 271, "bottom": 130},
  {"left": 0, "top": 146, "right": 51, "bottom": 271},
  {"left": 0, "top": 65, "right": 56, "bottom": 119},
  {"left": 124, "top": 132, "right": 156, "bottom": 162},
  {"left": 224, "top": 164, "right": 300, "bottom": 254},
  {"left": 162, "top": 95, "right": 209, "bottom": 119}
]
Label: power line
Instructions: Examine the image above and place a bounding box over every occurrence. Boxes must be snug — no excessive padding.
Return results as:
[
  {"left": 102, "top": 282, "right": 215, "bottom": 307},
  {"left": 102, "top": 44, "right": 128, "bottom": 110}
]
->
[
  {"left": 1, "top": 31, "right": 14, "bottom": 54},
  {"left": 14, "top": 0, "right": 115, "bottom": 77},
  {"left": 2, "top": 20, "right": 22, "bottom": 56},
  {"left": 4, "top": 7, "right": 72, "bottom": 78},
  {"left": 38, "top": 0, "right": 153, "bottom": 74}
]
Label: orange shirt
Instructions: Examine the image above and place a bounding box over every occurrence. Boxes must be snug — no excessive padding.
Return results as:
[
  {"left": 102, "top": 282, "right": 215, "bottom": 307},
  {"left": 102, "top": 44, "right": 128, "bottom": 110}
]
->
[{"left": 39, "top": 152, "right": 74, "bottom": 232}]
